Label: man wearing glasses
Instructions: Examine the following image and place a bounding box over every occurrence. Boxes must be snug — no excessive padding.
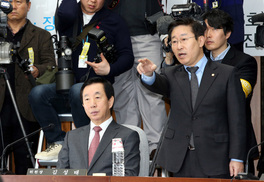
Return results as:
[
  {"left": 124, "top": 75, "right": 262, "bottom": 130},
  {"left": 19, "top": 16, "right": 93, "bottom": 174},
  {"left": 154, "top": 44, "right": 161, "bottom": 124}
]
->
[{"left": 137, "top": 18, "right": 247, "bottom": 178}]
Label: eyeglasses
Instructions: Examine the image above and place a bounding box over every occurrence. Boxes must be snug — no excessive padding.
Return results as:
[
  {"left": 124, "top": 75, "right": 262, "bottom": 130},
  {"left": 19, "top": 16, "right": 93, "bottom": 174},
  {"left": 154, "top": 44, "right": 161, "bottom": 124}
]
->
[{"left": 169, "top": 36, "right": 195, "bottom": 46}]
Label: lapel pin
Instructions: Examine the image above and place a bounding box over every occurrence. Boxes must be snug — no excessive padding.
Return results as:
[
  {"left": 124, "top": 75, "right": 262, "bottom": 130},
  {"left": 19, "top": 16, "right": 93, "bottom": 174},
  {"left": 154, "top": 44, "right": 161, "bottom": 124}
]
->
[{"left": 212, "top": 73, "right": 215, "bottom": 77}]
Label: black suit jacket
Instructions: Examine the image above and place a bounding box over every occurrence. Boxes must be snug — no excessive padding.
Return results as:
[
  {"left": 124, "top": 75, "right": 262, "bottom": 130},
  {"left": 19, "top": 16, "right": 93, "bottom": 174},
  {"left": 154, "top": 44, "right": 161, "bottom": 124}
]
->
[
  {"left": 205, "top": 46, "right": 258, "bottom": 160},
  {"left": 143, "top": 60, "right": 247, "bottom": 176},
  {"left": 57, "top": 120, "right": 140, "bottom": 176},
  {"left": 221, "top": 46, "right": 258, "bottom": 159}
]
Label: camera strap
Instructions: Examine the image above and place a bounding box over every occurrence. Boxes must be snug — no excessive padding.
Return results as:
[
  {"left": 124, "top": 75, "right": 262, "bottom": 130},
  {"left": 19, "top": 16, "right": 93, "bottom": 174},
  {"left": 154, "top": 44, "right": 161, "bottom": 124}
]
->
[{"left": 72, "top": 22, "right": 96, "bottom": 51}]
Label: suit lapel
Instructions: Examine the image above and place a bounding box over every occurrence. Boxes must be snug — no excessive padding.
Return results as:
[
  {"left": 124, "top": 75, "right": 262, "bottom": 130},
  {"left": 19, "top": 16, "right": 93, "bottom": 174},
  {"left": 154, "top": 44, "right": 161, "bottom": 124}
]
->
[
  {"left": 221, "top": 46, "right": 235, "bottom": 65},
  {"left": 174, "top": 66, "right": 192, "bottom": 112},
  {"left": 79, "top": 125, "right": 90, "bottom": 169},
  {"left": 18, "top": 21, "right": 35, "bottom": 52},
  {"left": 194, "top": 61, "right": 218, "bottom": 111},
  {"left": 87, "top": 120, "right": 119, "bottom": 172}
]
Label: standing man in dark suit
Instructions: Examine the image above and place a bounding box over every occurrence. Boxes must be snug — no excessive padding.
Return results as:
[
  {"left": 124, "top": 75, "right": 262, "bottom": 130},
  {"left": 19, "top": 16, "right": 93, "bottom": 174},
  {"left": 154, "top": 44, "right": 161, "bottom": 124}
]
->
[
  {"left": 0, "top": 0, "right": 56, "bottom": 174},
  {"left": 202, "top": 9, "right": 258, "bottom": 174},
  {"left": 137, "top": 18, "right": 247, "bottom": 178},
  {"left": 57, "top": 77, "right": 140, "bottom": 176}
]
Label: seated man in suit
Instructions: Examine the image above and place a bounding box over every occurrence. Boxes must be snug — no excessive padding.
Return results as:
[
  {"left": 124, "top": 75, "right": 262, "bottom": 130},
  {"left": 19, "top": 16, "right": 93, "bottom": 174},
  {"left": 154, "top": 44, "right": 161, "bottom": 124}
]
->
[
  {"left": 57, "top": 77, "right": 140, "bottom": 176},
  {"left": 202, "top": 9, "right": 258, "bottom": 174}
]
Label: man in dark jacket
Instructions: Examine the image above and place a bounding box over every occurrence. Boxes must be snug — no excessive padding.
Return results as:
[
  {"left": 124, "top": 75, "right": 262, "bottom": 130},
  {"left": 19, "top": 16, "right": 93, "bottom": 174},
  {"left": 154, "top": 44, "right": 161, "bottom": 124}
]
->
[
  {"left": 0, "top": 0, "right": 56, "bottom": 174},
  {"left": 202, "top": 9, "right": 258, "bottom": 174},
  {"left": 137, "top": 17, "right": 247, "bottom": 178}
]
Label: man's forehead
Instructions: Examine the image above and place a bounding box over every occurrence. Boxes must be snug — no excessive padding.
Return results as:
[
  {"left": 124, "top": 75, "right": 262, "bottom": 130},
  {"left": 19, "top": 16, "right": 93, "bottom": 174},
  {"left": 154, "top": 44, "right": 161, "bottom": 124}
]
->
[
  {"left": 84, "top": 84, "right": 104, "bottom": 94},
  {"left": 171, "top": 30, "right": 194, "bottom": 40},
  {"left": 83, "top": 91, "right": 101, "bottom": 97}
]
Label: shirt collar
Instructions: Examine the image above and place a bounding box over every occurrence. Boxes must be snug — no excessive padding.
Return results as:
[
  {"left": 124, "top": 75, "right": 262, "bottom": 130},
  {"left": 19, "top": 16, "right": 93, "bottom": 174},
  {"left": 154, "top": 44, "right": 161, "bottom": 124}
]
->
[
  {"left": 7, "top": 19, "right": 28, "bottom": 36},
  {"left": 90, "top": 116, "right": 113, "bottom": 132},
  {"left": 184, "top": 54, "right": 208, "bottom": 74},
  {"left": 210, "top": 43, "right": 231, "bottom": 62}
]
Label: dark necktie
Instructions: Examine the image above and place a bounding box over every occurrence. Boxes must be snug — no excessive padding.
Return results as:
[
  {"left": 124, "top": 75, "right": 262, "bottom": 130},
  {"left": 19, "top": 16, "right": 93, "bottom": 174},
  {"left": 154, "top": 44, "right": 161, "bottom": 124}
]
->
[
  {"left": 186, "top": 66, "right": 199, "bottom": 149},
  {"left": 88, "top": 126, "right": 102, "bottom": 166},
  {"left": 187, "top": 66, "right": 199, "bottom": 109}
]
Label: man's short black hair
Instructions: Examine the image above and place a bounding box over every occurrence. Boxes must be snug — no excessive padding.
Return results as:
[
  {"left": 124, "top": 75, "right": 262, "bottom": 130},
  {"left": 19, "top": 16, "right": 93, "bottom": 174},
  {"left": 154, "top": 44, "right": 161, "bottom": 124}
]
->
[
  {"left": 168, "top": 17, "right": 205, "bottom": 42},
  {"left": 202, "top": 9, "right": 233, "bottom": 35},
  {"left": 80, "top": 77, "right": 115, "bottom": 104}
]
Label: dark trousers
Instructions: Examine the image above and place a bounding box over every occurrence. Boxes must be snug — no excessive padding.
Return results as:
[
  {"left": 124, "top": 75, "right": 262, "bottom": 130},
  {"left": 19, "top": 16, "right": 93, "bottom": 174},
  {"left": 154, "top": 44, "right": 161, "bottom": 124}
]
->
[
  {"left": 28, "top": 83, "right": 90, "bottom": 144},
  {"left": 0, "top": 96, "right": 39, "bottom": 175},
  {"left": 172, "top": 149, "right": 230, "bottom": 179}
]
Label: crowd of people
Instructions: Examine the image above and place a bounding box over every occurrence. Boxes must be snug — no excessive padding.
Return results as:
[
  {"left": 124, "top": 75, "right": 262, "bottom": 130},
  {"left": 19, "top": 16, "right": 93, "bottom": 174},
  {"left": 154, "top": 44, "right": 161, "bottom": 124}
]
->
[{"left": 0, "top": 0, "right": 261, "bottom": 179}]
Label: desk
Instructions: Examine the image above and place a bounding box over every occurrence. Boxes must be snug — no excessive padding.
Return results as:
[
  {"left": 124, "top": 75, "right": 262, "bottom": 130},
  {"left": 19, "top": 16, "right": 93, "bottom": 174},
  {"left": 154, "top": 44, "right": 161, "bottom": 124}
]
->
[
  {"left": 0, "top": 176, "right": 254, "bottom": 182},
  {"left": 1, "top": 175, "right": 107, "bottom": 182}
]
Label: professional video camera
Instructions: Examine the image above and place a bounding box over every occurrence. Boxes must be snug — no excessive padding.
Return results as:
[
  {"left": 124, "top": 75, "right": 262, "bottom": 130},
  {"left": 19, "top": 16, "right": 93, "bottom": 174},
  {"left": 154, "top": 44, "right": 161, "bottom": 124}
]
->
[
  {"left": 0, "top": 1, "right": 13, "bottom": 65},
  {"left": 53, "top": 35, "right": 74, "bottom": 93},
  {"left": 88, "top": 27, "right": 117, "bottom": 64},
  {"left": 0, "top": 1, "right": 37, "bottom": 172},
  {"left": 171, "top": 2, "right": 203, "bottom": 21},
  {"left": 252, "top": 13, "right": 264, "bottom": 47},
  {"left": 0, "top": 1, "right": 34, "bottom": 78}
]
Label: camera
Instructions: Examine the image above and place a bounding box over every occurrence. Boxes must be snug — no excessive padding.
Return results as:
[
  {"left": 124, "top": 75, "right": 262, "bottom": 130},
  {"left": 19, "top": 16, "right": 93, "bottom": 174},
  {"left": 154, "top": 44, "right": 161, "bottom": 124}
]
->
[
  {"left": 252, "top": 13, "right": 264, "bottom": 47},
  {"left": 54, "top": 35, "right": 74, "bottom": 93},
  {"left": 171, "top": 2, "right": 203, "bottom": 21},
  {"left": 0, "top": 8, "right": 12, "bottom": 64},
  {"left": 0, "top": 1, "right": 36, "bottom": 86},
  {"left": 88, "top": 27, "right": 117, "bottom": 64}
]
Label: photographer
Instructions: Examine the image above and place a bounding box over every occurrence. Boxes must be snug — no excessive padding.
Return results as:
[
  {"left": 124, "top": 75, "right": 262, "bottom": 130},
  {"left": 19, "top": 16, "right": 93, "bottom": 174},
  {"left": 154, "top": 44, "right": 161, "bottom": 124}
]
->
[
  {"left": 105, "top": 0, "right": 168, "bottom": 158},
  {"left": 0, "top": 0, "right": 56, "bottom": 174},
  {"left": 29, "top": 0, "right": 134, "bottom": 161}
]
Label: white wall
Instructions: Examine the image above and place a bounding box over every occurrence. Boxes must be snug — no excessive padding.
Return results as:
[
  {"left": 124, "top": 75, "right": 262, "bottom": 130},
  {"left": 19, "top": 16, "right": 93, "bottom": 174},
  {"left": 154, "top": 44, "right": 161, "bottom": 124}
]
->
[{"left": 244, "top": 0, "right": 264, "bottom": 56}]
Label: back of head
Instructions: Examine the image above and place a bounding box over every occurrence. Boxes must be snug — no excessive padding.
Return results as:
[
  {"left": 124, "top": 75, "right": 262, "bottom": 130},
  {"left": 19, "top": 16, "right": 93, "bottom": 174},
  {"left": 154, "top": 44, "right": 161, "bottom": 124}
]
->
[
  {"left": 168, "top": 17, "right": 205, "bottom": 41},
  {"left": 202, "top": 9, "right": 233, "bottom": 35}
]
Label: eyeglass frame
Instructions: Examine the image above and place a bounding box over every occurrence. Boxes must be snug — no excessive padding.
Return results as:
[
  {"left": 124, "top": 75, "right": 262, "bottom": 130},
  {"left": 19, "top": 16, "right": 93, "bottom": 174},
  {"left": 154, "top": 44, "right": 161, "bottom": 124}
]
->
[{"left": 169, "top": 36, "right": 196, "bottom": 46}]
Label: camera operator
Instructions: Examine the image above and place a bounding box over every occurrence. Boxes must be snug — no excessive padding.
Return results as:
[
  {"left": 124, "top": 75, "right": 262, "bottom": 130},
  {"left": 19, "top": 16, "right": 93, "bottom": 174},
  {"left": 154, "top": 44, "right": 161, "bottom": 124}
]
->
[
  {"left": 29, "top": 0, "right": 134, "bottom": 161},
  {"left": 0, "top": 0, "right": 56, "bottom": 174}
]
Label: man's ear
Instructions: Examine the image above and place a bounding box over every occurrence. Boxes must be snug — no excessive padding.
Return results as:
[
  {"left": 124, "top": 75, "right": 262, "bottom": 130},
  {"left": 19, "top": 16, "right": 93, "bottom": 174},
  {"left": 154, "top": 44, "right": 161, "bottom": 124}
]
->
[
  {"left": 27, "top": 1, "right": 31, "bottom": 12},
  {"left": 108, "top": 96, "right": 114, "bottom": 109},
  {"left": 198, "top": 35, "right": 206, "bottom": 48},
  {"left": 226, "top": 31, "right": 231, "bottom": 40}
]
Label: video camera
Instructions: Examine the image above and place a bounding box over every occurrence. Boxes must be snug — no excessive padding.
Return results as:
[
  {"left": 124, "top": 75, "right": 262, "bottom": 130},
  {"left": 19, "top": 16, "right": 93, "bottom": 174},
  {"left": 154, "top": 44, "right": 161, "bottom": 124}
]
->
[
  {"left": 0, "top": 1, "right": 13, "bottom": 65},
  {"left": 88, "top": 27, "right": 117, "bottom": 64},
  {"left": 252, "top": 13, "right": 264, "bottom": 47},
  {"left": 171, "top": 2, "right": 203, "bottom": 21},
  {"left": 53, "top": 35, "right": 74, "bottom": 93},
  {"left": 0, "top": 0, "right": 33, "bottom": 76}
]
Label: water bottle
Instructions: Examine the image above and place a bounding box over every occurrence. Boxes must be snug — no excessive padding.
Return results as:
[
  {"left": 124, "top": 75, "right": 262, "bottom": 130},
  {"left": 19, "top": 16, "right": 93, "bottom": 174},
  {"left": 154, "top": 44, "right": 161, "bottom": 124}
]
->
[{"left": 112, "top": 138, "right": 125, "bottom": 176}]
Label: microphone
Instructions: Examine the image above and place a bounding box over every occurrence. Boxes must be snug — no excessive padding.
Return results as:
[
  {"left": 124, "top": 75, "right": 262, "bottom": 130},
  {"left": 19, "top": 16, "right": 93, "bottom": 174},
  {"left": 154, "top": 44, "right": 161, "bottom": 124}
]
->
[
  {"left": 0, "top": 0, "right": 13, "bottom": 14},
  {"left": 235, "top": 141, "right": 264, "bottom": 180},
  {"left": 252, "top": 13, "right": 264, "bottom": 23},
  {"left": 0, "top": 123, "right": 55, "bottom": 174},
  {"left": 156, "top": 15, "right": 174, "bottom": 35}
]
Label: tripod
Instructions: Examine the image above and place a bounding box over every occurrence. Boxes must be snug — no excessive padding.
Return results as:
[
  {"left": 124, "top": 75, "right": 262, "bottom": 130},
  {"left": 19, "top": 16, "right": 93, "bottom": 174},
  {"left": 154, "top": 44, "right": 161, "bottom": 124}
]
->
[{"left": 0, "top": 66, "right": 35, "bottom": 174}]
